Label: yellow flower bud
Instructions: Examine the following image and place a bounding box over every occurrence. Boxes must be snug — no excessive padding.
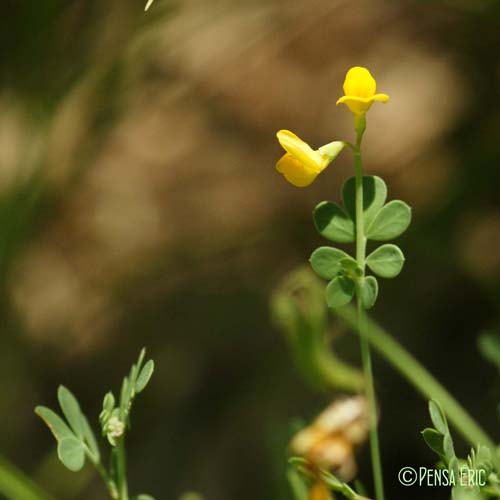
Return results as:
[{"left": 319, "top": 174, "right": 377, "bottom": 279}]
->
[
  {"left": 336, "top": 67, "right": 389, "bottom": 116},
  {"left": 275, "top": 130, "right": 344, "bottom": 187},
  {"left": 308, "top": 480, "right": 331, "bottom": 500}
]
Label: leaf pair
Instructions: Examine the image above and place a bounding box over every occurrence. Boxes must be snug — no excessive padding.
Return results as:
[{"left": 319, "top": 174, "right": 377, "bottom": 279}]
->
[
  {"left": 314, "top": 175, "right": 411, "bottom": 243},
  {"left": 35, "top": 386, "right": 99, "bottom": 472},
  {"left": 422, "top": 400, "right": 493, "bottom": 499},
  {"left": 422, "top": 400, "right": 455, "bottom": 467},
  {"left": 309, "top": 247, "right": 366, "bottom": 308},
  {"left": 309, "top": 247, "right": 379, "bottom": 309}
]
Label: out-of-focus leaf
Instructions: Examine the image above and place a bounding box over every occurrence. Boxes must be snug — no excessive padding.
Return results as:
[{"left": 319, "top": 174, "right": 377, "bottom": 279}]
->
[
  {"left": 270, "top": 267, "right": 363, "bottom": 392},
  {"left": 178, "top": 494, "right": 203, "bottom": 500},
  {"left": 287, "top": 466, "right": 308, "bottom": 500},
  {"left": 478, "top": 330, "right": 500, "bottom": 371}
]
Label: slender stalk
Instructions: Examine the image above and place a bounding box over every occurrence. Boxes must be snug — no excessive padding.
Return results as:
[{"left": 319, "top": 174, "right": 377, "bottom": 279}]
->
[
  {"left": 94, "top": 461, "right": 118, "bottom": 499},
  {"left": 353, "top": 115, "right": 385, "bottom": 500},
  {"left": 336, "top": 306, "right": 500, "bottom": 470},
  {"left": 116, "top": 439, "right": 129, "bottom": 500}
]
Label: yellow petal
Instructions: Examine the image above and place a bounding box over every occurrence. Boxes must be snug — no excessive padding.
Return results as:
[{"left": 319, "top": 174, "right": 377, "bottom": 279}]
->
[
  {"left": 372, "top": 93, "right": 390, "bottom": 103},
  {"left": 276, "top": 153, "right": 320, "bottom": 187},
  {"left": 342, "top": 66, "right": 376, "bottom": 98},
  {"left": 336, "top": 93, "right": 389, "bottom": 116},
  {"left": 276, "top": 130, "right": 325, "bottom": 171},
  {"left": 336, "top": 96, "right": 373, "bottom": 116}
]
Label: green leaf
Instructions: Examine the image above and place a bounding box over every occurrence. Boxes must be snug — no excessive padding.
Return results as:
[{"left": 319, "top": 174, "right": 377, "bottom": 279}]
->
[
  {"left": 287, "top": 466, "right": 308, "bottom": 500},
  {"left": 57, "top": 436, "right": 85, "bottom": 472},
  {"left": 449, "top": 456, "right": 459, "bottom": 475},
  {"left": 313, "top": 202, "right": 354, "bottom": 243},
  {"left": 81, "top": 414, "right": 99, "bottom": 462},
  {"left": 320, "top": 469, "right": 358, "bottom": 498},
  {"left": 452, "top": 486, "right": 482, "bottom": 500},
  {"left": 35, "top": 406, "right": 74, "bottom": 442},
  {"left": 325, "top": 276, "right": 355, "bottom": 308},
  {"left": 478, "top": 330, "right": 500, "bottom": 371},
  {"left": 136, "top": 360, "right": 155, "bottom": 393},
  {"left": 137, "top": 348, "right": 146, "bottom": 371},
  {"left": 309, "top": 247, "right": 351, "bottom": 280},
  {"left": 135, "top": 496, "right": 156, "bottom": 500},
  {"left": 120, "top": 376, "right": 130, "bottom": 420},
  {"left": 366, "top": 244, "right": 405, "bottom": 278},
  {"left": 339, "top": 258, "right": 362, "bottom": 278},
  {"left": 129, "top": 364, "right": 139, "bottom": 392},
  {"left": 422, "top": 428, "right": 445, "bottom": 457},
  {"left": 429, "top": 400, "right": 448, "bottom": 435},
  {"left": 102, "top": 392, "right": 115, "bottom": 413},
  {"left": 58, "top": 386, "right": 85, "bottom": 439},
  {"left": 443, "top": 433, "right": 455, "bottom": 461},
  {"left": 343, "top": 175, "right": 387, "bottom": 230},
  {"left": 178, "top": 494, "right": 203, "bottom": 500},
  {"left": 361, "top": 276, "right": 378, "bottom": 309},
  {"left": 366, "top": 200, "right": 411, "bottom": 241}
]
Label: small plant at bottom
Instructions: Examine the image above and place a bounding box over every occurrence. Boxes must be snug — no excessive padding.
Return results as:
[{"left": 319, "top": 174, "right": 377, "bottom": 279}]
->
[
  {"left": 35, "top": 349, "right": 155, "bottom": 500},
  {"left": 422, "top": 399, "right": 500, "bottom": 499}
]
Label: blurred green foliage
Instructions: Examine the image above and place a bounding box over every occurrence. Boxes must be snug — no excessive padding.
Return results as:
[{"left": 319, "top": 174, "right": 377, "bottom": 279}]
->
[{"left": 0, "top": 1, "right": 499, "bottom": 500}]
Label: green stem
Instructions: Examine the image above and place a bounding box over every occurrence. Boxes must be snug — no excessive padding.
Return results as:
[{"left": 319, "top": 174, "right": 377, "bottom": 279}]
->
[
  {"left": 353, "top": 115, "right": 385, "bottom": 500},
  {"left": 116, "top": 439, "right": 129, "bottom": 500},
  {"left": 336, "top": 306, "right": 500, "bottom": 470},
  {"left": 0, "top": 455, "right": 55, "bottom": 500},
  {"left": 94, "top": 460, "right": 118, "bottom": 499}
]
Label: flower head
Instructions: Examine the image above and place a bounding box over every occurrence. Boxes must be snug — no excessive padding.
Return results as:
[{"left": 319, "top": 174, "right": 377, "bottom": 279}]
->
[
  {"left": 276, "top": 130, "right": 344, "bottom": 187},
  {"left": 290, "top": 396, "right": 369, "bottom": 481},
  {"left": 336, "top": 67, "right": 389, "bottom": 116},
  {"left": 105, "top": 415, "right": 125, "bottom": 446}
]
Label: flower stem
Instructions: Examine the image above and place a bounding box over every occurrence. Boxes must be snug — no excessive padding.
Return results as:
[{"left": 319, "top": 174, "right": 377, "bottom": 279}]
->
[
  {"left": 94, "top": 461, "right": 118, "bottom": 499},
  {"left": 335, "top": 305, "right": 500, "bottom": 470},
  {"left": 353, "top": 115, "right": 385, "bottom": 500},
  {"left": 116, "top": 439, "right": 129, "bottom": 500}
]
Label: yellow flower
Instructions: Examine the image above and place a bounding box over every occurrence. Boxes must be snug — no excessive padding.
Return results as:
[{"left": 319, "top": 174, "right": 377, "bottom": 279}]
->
[
  {"left": 276, "top": 130, "right": 344, "bottom": 187},
  {"left": 336, "top": 66, "right": 389, "bottom": 116}
]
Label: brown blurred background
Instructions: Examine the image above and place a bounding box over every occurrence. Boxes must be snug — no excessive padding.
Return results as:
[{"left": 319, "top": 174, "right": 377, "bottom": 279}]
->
[{"left": 0, "top": 0, "right": 500, "bottom": 498}]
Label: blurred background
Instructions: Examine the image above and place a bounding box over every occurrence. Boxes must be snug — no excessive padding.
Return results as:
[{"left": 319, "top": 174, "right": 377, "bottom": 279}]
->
[{"left": 0, "top": 0, "right": 499, "bottom": 498}]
